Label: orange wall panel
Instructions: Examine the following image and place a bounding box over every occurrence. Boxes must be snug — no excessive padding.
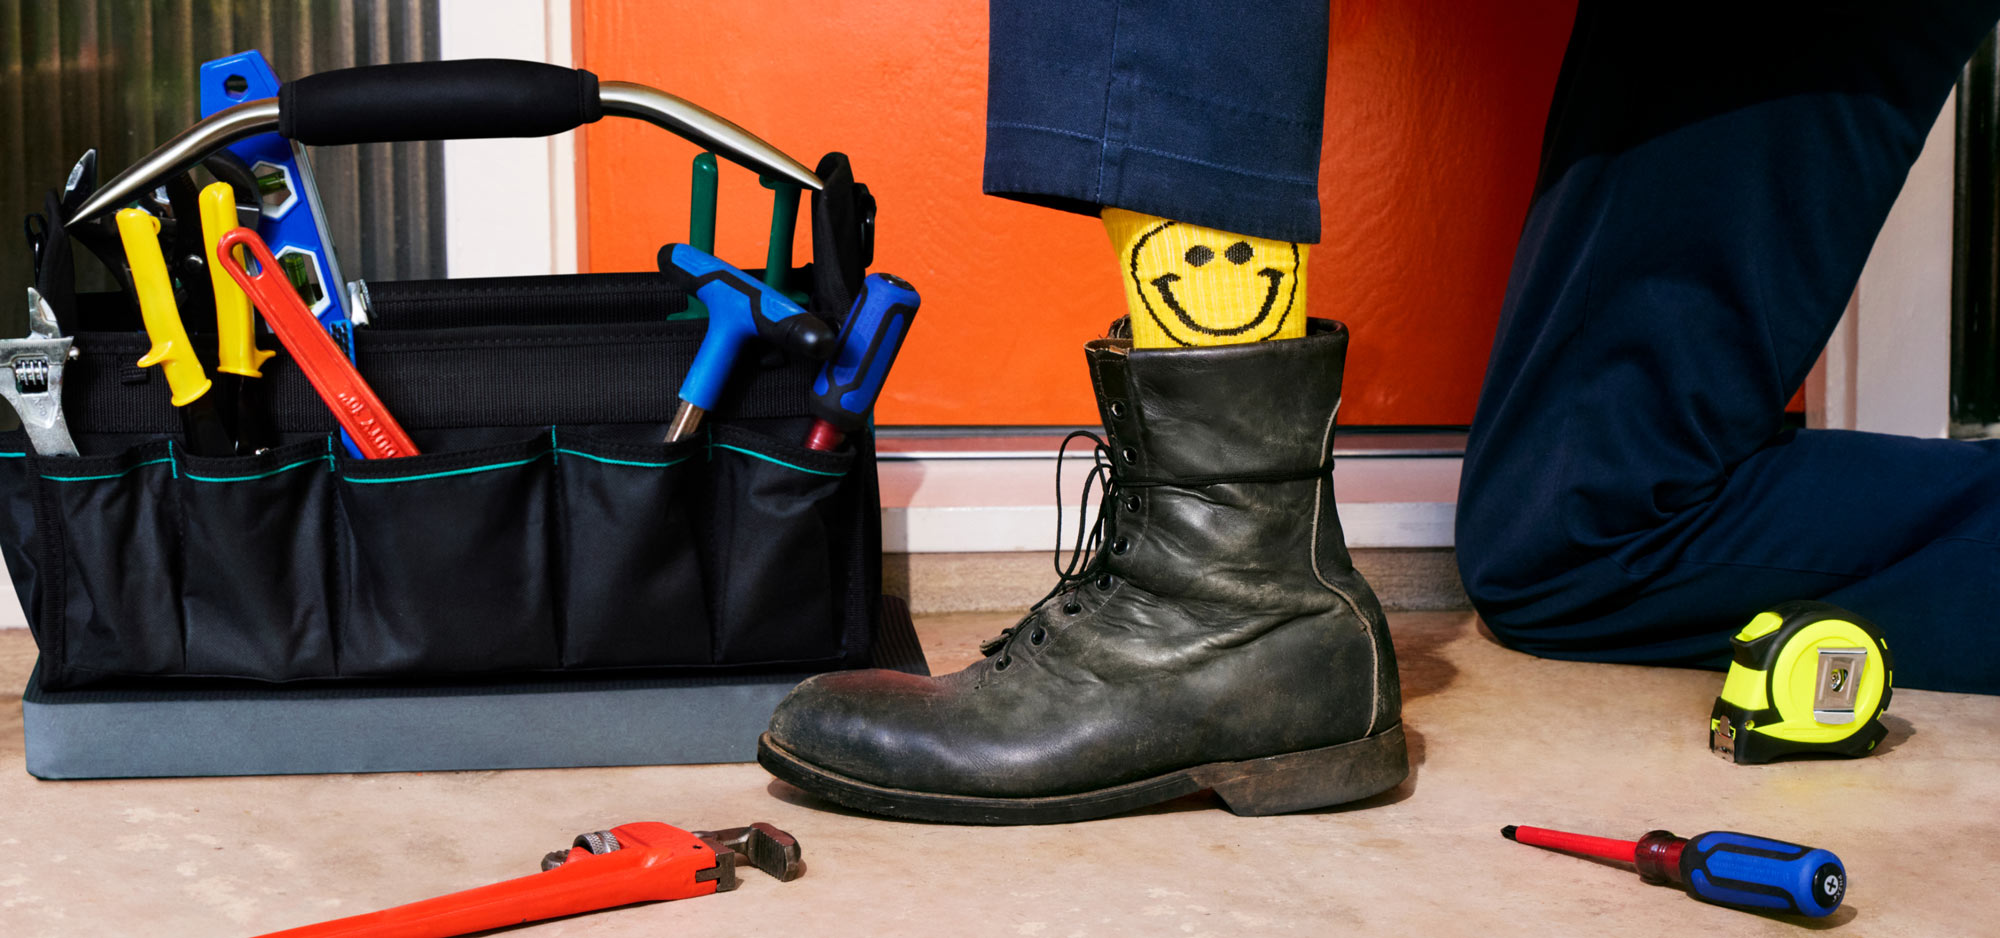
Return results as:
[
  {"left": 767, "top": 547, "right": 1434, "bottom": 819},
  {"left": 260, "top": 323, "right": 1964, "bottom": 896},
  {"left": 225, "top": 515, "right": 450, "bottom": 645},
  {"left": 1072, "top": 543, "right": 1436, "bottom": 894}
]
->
[{"left": 578, "top": 1, "right": 1576, "bottom": 425}]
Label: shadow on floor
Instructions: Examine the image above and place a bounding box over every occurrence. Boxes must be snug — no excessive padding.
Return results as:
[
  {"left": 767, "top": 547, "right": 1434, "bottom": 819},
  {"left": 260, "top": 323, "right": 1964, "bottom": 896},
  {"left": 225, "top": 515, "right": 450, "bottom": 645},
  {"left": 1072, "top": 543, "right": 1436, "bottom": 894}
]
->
[{"left": 1391, "top": 616, "right": 1463, "bottom": 703}]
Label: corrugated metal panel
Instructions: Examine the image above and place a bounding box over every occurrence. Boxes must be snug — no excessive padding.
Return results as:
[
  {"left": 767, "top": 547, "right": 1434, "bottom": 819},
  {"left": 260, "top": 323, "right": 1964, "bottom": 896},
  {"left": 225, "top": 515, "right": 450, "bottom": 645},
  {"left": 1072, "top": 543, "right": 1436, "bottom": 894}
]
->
[{"left": 0, "top": 0, "right": 442, "bottom": 337}]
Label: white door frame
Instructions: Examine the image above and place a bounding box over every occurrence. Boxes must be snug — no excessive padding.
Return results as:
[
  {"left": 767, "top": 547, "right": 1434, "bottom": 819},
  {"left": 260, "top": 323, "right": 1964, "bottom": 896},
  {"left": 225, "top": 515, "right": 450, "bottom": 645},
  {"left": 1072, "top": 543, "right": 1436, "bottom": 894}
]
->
[
  {"left": 437, "top": 0, "right": 579, "bottom": 278},
  {"left": 1807, "top": 90, "right": 1956, "bottom": 438}
]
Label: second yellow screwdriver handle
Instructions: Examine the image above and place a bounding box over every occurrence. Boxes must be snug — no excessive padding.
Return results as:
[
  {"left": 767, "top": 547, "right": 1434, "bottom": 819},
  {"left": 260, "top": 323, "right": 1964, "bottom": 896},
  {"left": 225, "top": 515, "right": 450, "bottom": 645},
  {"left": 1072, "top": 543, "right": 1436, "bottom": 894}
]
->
[
  {"left": 116, "top": 208, "right": 211, "bottom": 407},
  {"left": 199, "top": 183, "right": 276, "bottom": 378}
]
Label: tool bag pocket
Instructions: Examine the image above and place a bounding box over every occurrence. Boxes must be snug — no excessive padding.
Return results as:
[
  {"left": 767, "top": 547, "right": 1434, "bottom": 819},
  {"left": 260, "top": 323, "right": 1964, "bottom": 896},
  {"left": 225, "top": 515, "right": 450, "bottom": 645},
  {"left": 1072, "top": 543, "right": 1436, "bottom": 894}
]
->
[
  {"left": 334, "top": 432, "right": 561, "bottom": 676},
  {"left": 24, "top": 442, "right": 186, "bottom": 678},
  {"left": 551, "top": 427, "right": 709, "bottom": 668},
  {"left": 177, "top": 439, "right": 341, "bottom": 680},
  {"left": 702, "top": 424, "right": 857, "bottom": 664}
]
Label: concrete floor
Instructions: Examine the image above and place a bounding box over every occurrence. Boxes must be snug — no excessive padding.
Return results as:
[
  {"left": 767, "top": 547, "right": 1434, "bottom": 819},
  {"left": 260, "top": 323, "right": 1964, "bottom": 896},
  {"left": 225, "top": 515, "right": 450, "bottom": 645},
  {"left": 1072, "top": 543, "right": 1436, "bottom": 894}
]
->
[{"left": 1, "top": 612, "right": 1996, "bottom": 937}]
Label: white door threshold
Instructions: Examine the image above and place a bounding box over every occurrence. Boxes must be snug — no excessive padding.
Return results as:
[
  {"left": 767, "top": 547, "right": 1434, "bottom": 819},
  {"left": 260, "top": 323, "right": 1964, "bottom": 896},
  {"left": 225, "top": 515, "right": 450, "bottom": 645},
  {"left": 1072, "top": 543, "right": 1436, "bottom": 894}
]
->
[{"left": 879, "top": 431, "right": 1462, "bottom": 554}]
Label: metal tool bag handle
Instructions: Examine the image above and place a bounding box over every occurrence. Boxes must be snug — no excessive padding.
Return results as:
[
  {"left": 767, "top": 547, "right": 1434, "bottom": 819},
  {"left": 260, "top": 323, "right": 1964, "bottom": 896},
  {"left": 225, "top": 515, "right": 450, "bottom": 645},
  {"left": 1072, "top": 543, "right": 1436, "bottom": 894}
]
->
[{"left": 70, "top": 59, "right": 821, "bottom": 225}]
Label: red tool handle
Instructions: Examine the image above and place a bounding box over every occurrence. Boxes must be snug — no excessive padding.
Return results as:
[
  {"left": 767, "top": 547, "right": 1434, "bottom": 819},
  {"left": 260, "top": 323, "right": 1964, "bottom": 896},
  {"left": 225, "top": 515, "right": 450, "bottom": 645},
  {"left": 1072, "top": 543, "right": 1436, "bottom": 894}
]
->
[
  {"left": 252, "top": 822, "right": 721, "bottom": 938},
  {"left": 214, "top": 227, "right": 419, "bottom": 459}
]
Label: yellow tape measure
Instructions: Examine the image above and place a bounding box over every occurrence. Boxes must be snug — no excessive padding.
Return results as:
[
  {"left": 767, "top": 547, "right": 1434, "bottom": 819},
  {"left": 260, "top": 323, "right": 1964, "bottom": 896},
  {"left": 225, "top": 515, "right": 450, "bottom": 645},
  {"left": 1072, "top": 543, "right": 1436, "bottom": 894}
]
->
[{"left": 1709, "top": 600, "right": 1892, "bottom": 765}]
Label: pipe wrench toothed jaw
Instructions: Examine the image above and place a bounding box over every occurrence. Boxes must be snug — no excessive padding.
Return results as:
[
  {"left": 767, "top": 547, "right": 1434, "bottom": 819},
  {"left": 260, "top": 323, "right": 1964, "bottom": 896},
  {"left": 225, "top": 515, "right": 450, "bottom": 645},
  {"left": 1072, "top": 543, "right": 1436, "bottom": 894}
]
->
[{"left": 0, "top": 288, "right": 79, "bottom": 457}]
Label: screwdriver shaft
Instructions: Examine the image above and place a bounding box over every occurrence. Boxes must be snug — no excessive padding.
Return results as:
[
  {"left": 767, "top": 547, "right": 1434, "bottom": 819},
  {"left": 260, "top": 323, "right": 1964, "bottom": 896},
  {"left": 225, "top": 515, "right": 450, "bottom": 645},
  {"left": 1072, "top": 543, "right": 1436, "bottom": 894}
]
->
[{"left": 666, "top": 402, "right": 704, "bottom": 443}]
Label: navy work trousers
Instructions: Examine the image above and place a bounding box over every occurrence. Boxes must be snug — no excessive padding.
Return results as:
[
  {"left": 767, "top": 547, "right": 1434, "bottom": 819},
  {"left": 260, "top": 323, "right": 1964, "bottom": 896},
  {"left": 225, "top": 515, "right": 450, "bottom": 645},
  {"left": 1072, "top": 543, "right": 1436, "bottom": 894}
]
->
[
  {"left": 1460, "top": 2, "right": 2000, "bottom": 695},
  {"left": 986, "top": 1, "right": 2000, "bottom": 693},
  {"left": 984, "top": 0, "right": 1330, "bottom": 242}
]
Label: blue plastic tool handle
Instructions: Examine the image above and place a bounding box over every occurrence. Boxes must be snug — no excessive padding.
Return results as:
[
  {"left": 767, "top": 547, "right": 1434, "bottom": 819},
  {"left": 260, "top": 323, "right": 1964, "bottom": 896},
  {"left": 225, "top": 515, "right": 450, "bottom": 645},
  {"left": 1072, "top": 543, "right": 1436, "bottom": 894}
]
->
[
  {"left": 199, "top": 52, "right": 351, "bottom": 337},
  {"left": 1683, "top": 831, "right": 1845, "bottom": 918},
  {"left": 202, "top": 51, "right": 363, "bottom": 459},
  {"left": 811, "top": 273, "right": 919, "bottom": 432},
  {"left": 658, "top": 244, "right": 837, "bottom": 411}
]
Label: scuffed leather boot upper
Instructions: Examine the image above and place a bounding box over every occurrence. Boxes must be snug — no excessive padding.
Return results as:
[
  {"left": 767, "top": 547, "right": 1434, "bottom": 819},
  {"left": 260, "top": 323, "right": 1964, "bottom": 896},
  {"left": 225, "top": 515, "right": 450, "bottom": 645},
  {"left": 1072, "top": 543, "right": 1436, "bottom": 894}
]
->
[{"left": 767, "top": 319, "right": 1400, "bottom": 798}]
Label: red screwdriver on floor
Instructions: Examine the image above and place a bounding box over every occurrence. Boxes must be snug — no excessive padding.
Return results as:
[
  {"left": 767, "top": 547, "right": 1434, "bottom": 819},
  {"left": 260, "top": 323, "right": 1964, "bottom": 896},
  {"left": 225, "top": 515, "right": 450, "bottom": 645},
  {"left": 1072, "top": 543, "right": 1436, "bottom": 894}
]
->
[{"left": 1502, "top": 823, "right": 1846, "bottom": 918}]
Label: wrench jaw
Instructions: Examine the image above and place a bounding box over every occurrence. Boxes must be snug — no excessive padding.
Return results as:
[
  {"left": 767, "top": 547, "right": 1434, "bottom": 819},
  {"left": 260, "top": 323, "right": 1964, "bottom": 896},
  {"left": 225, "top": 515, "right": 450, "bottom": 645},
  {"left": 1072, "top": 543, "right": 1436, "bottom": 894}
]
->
[
  {"left": 693, "top": 823, "right": 806, "bottom": 888},
  {"left": 2, "top": 290, "right": 78, "bottom": 458},
  {"left": 535, "top": 821, "right": 803, "bottom": 894},
  {"left": 693, "top": 844, "right": 743, "bottom": 893}
]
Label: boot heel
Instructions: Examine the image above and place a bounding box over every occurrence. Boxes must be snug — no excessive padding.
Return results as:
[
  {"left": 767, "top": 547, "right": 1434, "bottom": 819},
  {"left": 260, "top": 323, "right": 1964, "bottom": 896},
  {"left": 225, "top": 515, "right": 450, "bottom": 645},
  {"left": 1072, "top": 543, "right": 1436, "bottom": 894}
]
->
[{"left": 1202, "top": 723, "right": 1409, "bottom": 816}]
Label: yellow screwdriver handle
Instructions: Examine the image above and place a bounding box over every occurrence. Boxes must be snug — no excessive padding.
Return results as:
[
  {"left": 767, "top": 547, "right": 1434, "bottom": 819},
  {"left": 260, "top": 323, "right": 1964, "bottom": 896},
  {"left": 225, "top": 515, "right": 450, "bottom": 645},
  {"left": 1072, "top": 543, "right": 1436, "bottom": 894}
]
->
[
  {"left": 116, "top": 208, "right": 212, "bottom": 407},
  {"left": 200, "top": 183, "right": 275, "bottom": 378}
]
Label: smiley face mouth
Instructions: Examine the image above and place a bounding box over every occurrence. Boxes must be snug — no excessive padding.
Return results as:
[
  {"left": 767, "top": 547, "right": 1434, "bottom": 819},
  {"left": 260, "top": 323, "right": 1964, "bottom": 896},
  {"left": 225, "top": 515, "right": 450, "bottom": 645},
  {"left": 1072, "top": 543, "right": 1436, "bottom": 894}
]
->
[{"left": 1149, "top": 267, "right": 1286, "bottom": 337}]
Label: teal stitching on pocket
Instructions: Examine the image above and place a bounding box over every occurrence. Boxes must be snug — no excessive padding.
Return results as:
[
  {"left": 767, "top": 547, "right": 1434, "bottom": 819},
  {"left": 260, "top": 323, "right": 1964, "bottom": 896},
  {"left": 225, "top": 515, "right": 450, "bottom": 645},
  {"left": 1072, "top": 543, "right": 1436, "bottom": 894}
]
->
[
  {"left": 550, "top": 427, "right": 559, "bottom": 466},
  {"left": 183, "top": 456, "right": 327, "bottom": 483},
  {"left": 169, "top": 441, "right": 178, "bottom": 479},
  {"left": 43, "top": 456, "right": 175, "bottom": 482},
  {"left": 342, "top": 452, "right": 549, "bottom": 485},
  {"left": 556, "top": 448, "right": 690, "bottom": 470},
  {"left": 0, "top": 452, "right": 25, "bottom": 458},
  {"left": 711, "top": 443, "right": 847, "bottom": 477}
]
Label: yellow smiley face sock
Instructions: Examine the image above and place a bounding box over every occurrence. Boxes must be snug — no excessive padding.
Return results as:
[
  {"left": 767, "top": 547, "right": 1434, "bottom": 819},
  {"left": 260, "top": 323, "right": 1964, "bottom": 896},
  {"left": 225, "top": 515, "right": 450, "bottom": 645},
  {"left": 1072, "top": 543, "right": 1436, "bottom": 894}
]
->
[{"left": 1103, "top": 207, "right": 1309, "bottom": 348}]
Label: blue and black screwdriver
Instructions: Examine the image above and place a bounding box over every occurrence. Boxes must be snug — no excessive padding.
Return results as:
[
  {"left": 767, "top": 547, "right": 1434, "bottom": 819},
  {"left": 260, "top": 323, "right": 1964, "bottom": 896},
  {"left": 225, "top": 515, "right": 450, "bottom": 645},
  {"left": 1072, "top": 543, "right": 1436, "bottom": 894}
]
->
[
  {"left": 805, "top": 273, "right": 920, "bottom": 452},
  {"left": 658, "top": 244, "right": 838, "bottom": 443},
  {"left": 1502, "top": 823, "right": 1846, "bottom": 918}
]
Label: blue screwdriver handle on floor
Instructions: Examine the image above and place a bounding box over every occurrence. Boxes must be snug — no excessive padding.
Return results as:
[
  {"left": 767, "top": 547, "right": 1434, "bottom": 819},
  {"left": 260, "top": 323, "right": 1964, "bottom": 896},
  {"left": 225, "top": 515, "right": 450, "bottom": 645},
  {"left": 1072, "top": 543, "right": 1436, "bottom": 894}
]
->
[
  {"left": 1503, "top": 824, "right": 1846, "bottom": 918},
  {"left": 658, "top": 244, "right": 838, "bottom": 442},
  {"left": 806, "top": 273, "right": 920, "bottom": 451}
]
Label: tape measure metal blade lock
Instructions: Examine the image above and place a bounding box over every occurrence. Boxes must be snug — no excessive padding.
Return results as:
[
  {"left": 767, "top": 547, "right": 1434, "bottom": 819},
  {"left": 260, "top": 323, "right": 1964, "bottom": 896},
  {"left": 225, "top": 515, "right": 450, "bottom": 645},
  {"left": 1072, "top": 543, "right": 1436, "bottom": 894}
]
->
[{"left": 1708, "top": 600, "right": 1893, "bottom": 765}]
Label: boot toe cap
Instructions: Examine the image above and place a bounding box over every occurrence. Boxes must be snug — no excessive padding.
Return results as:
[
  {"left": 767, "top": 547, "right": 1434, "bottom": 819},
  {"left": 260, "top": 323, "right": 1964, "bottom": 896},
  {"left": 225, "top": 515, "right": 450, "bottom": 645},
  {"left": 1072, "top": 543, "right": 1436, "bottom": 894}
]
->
[{"left": 767, "top": 668, "right": 953, "bottom": 785}]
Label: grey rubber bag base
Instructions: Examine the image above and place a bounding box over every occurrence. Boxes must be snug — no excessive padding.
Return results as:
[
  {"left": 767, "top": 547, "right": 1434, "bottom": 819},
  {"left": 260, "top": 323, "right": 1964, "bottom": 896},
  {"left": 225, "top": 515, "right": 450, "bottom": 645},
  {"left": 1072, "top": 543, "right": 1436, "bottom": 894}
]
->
[{"left": 22, "top": 597, "right": 925, "bottom": 780}]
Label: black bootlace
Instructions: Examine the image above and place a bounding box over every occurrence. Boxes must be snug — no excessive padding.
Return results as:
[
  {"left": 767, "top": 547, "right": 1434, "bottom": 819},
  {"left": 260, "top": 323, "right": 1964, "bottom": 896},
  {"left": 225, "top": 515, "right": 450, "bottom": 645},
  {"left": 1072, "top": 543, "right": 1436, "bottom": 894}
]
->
[{"left": 980, "top": 430, "right": 1120, "bottom": 658}]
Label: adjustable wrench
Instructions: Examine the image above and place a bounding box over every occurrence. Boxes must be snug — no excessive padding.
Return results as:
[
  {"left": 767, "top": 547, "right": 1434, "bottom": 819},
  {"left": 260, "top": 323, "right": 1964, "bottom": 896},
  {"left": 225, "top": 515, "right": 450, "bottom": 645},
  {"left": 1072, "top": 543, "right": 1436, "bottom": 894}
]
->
[
  {"left": 252, "top": 821, "right": 802, "bottom": 938},
  {"left": 0, "top": 288, "right": 78, "bottom": 457}
]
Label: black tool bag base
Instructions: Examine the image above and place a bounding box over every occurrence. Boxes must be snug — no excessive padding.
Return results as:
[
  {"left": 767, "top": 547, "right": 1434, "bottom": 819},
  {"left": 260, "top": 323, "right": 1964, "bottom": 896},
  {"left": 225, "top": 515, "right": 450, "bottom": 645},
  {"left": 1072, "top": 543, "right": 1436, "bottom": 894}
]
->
[
  {"left": 0, "top": 274, "right": 883, "bottom": 690},
  {"left": 22, "top": 596, "right": 924, "bottom": 779}
]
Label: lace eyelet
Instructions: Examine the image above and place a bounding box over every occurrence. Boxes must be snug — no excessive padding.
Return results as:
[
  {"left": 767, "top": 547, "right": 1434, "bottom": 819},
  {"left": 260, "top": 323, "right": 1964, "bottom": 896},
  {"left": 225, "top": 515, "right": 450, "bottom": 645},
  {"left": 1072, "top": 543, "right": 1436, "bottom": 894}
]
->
[
  {"left": 1062, "top": 601, "right": 1082, "bottom": 615},
  {"left": 1096, "top": 575, "right": 1115, "bottom": 590},
  {"left": 1030, "top": 627, "right": 1047, "bottom": 645},
  {"left": 1121, "top": 446, "right": 1139, "bottom": 464},
  {"left": 995, "top": 655, "right": 1012, "bottom": 671},
  {"left": 1111, "top": 537, "right": 1130, "bottom": 555},
  {"left": 1109, "top": 400, "right": 1128, "bottom": 418}
]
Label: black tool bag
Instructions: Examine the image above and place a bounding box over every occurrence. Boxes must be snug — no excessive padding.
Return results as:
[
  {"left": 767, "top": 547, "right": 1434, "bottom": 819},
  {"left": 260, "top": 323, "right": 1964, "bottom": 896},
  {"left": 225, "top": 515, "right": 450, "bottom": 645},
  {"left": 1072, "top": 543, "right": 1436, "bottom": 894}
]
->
[{"left": 1, "top": 62, "right": 884, "bottom": 691}]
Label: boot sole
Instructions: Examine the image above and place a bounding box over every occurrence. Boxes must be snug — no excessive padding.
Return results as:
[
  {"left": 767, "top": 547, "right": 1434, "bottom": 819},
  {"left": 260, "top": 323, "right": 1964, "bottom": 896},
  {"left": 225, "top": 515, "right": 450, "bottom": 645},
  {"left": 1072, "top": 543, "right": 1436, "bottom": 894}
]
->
[{"left": 757, "top": 722, "right": 1409, "bottom": 825}]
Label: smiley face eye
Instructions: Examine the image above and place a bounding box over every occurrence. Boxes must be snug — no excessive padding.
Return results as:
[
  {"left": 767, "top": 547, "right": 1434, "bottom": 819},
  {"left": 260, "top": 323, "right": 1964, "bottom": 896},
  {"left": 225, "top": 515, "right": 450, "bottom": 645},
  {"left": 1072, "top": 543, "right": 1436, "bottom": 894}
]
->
[
  {"left": 1225, "top": 241, "right": 1254, "bottom": 264},
  {"left": 1184, "top": 245, "right": 1215, "bottom": 267}
]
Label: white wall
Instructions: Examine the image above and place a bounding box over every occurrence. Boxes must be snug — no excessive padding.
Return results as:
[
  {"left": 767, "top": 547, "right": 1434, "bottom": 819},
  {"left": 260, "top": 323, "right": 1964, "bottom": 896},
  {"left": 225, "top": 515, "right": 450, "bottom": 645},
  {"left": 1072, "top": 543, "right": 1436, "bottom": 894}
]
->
[
  {"left": 1808, "top": 91, "right": 1956, "bottom": 437},
  {"left": 438, "top": 0, "right": 577, "bottom": 277}
]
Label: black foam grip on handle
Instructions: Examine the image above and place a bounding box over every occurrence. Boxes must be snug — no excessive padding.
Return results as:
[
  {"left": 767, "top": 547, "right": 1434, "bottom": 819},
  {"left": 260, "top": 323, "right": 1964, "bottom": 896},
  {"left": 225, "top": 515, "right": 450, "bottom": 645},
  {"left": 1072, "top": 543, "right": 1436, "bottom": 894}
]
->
[{"left": 279, "top": 59, "right": 603, "bottom": 145}]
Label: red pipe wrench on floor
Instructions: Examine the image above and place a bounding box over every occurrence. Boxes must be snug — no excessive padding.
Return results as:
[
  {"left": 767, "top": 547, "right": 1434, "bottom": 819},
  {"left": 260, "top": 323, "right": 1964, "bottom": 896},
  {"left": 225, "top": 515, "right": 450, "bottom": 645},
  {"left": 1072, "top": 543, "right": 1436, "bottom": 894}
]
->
[{"left": 252, "top": 822, "right": 802, "bottom": 938}]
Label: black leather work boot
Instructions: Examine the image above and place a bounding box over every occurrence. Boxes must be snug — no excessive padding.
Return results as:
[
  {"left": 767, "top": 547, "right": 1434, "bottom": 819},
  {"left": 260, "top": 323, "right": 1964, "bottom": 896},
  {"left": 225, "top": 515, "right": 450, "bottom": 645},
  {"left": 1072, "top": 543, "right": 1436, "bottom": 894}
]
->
[{"left": 759, "top": 319, "right": 1406, "bottom": 824}]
